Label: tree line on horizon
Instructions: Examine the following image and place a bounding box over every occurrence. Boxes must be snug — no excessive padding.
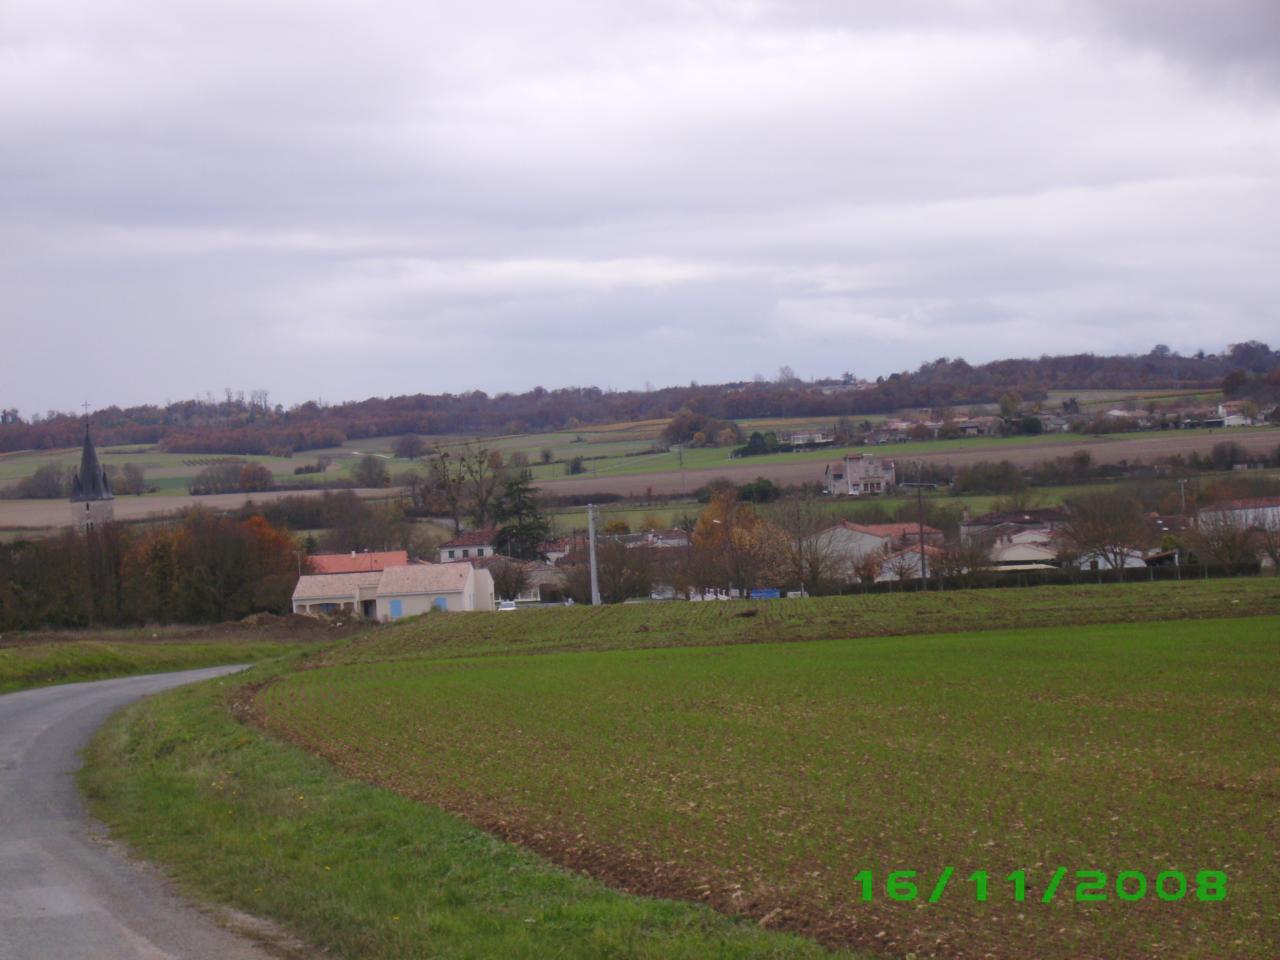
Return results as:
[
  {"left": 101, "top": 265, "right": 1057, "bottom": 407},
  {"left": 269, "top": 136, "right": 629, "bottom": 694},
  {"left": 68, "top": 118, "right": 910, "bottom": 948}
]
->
[{"left": 3, "top": 342, "right": 1277, "bottom": 457}]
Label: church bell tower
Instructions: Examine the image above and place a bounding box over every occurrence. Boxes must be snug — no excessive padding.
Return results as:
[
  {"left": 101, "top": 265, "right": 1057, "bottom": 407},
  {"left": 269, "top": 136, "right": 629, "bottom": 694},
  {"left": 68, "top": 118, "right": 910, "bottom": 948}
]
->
[{"left": 70, "top": 421, "right": 115, "bottom": 532}]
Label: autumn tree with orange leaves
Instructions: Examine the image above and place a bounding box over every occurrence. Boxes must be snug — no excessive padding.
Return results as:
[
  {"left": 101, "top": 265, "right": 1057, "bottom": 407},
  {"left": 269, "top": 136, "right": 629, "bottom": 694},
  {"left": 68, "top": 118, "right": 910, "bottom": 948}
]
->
[{"left": 689, "top": 491, "right": 786, "bottom": 597}]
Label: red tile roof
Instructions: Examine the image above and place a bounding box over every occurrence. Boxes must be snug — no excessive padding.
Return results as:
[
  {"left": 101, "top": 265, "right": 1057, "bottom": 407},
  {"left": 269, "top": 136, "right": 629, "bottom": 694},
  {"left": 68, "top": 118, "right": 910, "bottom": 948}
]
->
[
  {"left": 841, "top": 521, "right": 941, "bottom": 538},
  {"left": 308, "top": 551, "right": 409, "bottom": 574},
  {"left": 440, "top": 527, "right": 499, "bottom": 549}
]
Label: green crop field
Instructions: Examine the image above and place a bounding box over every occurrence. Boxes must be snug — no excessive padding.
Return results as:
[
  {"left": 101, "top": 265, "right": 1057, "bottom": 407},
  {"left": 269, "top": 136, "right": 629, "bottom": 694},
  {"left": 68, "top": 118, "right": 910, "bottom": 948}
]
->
[
  {"left": 84, "top": 580, "right": 1280, "bottom": 959},
  {"left": 256, "top": 614, "right": 1280, "bottom": 959}
]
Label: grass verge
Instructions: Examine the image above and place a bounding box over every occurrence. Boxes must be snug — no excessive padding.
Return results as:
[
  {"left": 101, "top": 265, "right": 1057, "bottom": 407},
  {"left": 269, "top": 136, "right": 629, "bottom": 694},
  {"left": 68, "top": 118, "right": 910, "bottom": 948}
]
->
[
  {"left": 0, "top": 617, "right": 347, "bottom": 694},
  {"left": 81, "top": 665, "right": 857, "bottom": 959}
]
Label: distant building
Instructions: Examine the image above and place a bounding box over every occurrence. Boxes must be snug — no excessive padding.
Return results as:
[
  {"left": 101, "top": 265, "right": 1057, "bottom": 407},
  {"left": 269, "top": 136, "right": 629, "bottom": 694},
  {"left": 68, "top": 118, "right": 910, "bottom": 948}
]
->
[
  {"left": 439, "top": 527, "right": 499, "bottom": 562},
  {"left": 960, "top": 508, "right": 1066, "bottom": 544},
  {"left": 292, "top": 562, "right": 495, "bottom": 619},
  {"left": 824, "top": 454, "right": 895, "bottom": 496},
  {"left": 70, "top": 422, "right": 114, "bottom": 532},
  {"left": 1199, "top": 496, "right": 1280, "bottom": 529}
]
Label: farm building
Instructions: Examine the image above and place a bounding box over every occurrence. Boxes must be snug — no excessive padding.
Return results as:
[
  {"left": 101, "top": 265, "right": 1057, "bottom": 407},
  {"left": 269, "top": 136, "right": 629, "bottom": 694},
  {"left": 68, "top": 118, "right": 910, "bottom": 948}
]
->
[{"left": 292, "top": 563, "right": 495, "bottom": 620}]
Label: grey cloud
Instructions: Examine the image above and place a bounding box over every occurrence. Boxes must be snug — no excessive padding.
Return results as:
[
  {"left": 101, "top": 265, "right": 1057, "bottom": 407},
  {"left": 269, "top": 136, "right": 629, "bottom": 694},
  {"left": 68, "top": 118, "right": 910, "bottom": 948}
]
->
[{"left": 2, "top": 1, "right": 1278, "bottom": 414}]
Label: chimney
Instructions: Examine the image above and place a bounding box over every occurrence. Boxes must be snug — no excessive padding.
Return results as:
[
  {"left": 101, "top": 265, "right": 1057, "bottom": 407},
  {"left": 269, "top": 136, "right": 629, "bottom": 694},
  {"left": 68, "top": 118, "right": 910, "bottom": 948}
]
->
[{"left": 961, "top": 506, "right": 971, "bottom": 524}]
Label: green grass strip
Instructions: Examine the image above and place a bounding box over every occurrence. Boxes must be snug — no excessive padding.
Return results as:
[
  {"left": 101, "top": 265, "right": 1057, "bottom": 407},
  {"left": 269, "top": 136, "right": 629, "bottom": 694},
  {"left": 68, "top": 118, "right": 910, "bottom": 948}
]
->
[{"left": 0, "top": 639, "right": 298, "bottom": 694}]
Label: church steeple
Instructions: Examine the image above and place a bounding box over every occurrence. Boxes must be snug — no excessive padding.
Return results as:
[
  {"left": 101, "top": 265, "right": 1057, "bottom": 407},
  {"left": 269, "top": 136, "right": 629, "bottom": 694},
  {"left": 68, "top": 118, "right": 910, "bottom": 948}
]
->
[{"left": 71, "top": 421, "right": 113, "bottom": 502}]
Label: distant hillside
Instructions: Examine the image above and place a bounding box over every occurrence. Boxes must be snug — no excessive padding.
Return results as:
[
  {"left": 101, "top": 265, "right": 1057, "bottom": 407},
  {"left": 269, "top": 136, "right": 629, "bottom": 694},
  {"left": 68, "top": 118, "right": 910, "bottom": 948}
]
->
[{"left": 3, "top": 342, "right": 1276, "bottom": 456}]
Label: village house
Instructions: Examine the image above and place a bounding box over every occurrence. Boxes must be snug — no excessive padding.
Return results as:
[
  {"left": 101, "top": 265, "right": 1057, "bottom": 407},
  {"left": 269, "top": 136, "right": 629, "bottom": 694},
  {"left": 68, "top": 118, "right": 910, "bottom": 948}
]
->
[
  {"left": 960, "top": 507, "right": 1066, "bottom": 544},
  {"left": 438, "top": 527, "right": 498, "bottom": 562},
  {"left": 476, "top": 556, "right": 566, "bottom": 603},
  {"left": 1199, "top": 496, "right": 1280, "bottom": 530},
  {"left": 955, "top": 416, "right": 1003, "bottom": 437},
  {"left": 824, "top": 454, "right": 896, "bottom": 496},
  {"left": 810, "top": 520, "right": 943, "bottom": 581},
  {"left": 875, "top": 543, "right": 943, "bottom": 582},
  {"left": 292, "top": 562, "right": 495, "bottom": 619},
  {"left": 1216, "top": 400, "right": 1257, "bottom": 427}
]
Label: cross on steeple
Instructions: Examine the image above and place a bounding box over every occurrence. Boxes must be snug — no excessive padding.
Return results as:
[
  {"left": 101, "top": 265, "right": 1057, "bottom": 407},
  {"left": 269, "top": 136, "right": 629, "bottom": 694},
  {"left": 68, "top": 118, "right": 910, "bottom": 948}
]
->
[{"left": 82, "top": 401, "right": 90, "bottom": 418}]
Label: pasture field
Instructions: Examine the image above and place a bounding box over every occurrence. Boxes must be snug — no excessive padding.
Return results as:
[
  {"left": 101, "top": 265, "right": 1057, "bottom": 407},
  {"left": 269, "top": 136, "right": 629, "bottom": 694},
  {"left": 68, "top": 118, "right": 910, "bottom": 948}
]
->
[
  {"left": 0, "top": 446, "right": 313, "bottom": 493},
  {"left": 255, "top": 614, "right": 1280, "bottom": 959},
  {"left": 0, "top": 616, "right": 342, "bottom": 694},
  {"left": 313, "top": 578, "right": 1280, "bottom": 665}
]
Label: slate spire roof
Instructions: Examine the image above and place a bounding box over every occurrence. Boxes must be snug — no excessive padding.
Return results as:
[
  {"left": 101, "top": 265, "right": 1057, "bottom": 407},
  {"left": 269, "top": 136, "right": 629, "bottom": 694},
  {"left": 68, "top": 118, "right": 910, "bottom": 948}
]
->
[{"left": 70, "top": 422, "right": 113, "bottom": 502}]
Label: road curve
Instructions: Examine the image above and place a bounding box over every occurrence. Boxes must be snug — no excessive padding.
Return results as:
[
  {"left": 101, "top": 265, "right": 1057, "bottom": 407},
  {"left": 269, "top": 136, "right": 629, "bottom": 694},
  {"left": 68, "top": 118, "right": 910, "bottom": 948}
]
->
[{"left": 0, "top": 667, "right": 276, "bottom": 960}]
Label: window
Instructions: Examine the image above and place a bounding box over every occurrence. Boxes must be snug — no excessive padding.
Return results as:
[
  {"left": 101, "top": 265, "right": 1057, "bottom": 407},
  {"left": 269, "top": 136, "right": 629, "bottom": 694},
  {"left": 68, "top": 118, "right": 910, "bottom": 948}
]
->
[
  {"left": 462, "top": 549, "right": 469, "bottom": 558},
  {"left": 448, "top": 550, "right": 455, "bottom": 559},
  {"left": 389, "top": 599, "right": 403, "bottom": 619},
  {"left": 476, "top": 548, "right": 484, "bottom": 557}
]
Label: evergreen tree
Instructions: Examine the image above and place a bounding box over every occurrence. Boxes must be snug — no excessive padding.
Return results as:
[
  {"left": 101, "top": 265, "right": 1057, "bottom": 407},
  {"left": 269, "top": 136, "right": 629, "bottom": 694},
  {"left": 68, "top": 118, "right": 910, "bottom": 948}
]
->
[{"left": 493, "top": 470, "right": 549, "bottom": 560}]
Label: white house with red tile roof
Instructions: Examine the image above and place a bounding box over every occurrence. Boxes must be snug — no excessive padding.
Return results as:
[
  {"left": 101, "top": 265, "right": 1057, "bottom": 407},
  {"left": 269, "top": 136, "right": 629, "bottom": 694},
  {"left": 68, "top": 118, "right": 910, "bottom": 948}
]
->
[
  {"left": 1199, "top": 496, "right": 1280, "bottom": 529},
  {"left": 308, "top": 550, "right": 409, "bottom": 574},
  {"left": 808, "top": 520, "right": 943, "bottom": 582},
  {"left": 292, "top": 562, "right": 495, "bottom": 620},
  {"left": 438, "top": 527, "right": 499, "bottom": 563}
]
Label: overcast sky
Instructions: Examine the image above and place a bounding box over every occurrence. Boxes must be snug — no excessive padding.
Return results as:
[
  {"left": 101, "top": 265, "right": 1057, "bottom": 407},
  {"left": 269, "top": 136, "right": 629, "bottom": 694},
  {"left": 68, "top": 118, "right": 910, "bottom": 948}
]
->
[{"left": 4, "top": 0, "right": 1279, "bottom": 416}]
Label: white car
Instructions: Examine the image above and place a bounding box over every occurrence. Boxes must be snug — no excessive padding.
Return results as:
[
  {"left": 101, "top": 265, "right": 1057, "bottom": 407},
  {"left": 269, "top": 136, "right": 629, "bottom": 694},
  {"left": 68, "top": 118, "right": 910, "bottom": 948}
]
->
[{"left": 497, "top": 600, "right": 518, "bottom": 612}]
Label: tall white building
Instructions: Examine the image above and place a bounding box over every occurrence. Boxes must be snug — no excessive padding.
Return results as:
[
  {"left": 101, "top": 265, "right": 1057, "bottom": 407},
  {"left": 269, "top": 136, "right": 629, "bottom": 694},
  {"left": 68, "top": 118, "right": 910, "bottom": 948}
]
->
[{"left": 824, "top": 454, "right": 895, "bottom": 496}]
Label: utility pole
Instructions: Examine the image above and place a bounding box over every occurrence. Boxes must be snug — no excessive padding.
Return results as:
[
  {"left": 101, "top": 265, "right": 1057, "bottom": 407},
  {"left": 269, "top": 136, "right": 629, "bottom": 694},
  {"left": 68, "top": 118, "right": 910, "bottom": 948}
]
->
[
  {"left": 1178, "top": 478, "right": 1188, "bottom": 515},
  {"left": 587, "top": 503, "right": 602, "bottom": 606},
  {"left": 916, "top": 461, "right": 928, "bottom": 588}
]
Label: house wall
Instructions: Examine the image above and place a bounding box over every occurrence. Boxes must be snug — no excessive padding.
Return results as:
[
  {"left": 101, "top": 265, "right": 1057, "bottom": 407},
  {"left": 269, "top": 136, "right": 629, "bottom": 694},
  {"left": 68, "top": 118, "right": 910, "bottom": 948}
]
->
[
  {"left": 1202, "top": 503, "right": 1280, "bottom": 528},
  {"left": 469, "top": 568, "right": 495, "bottom": 611},
  {"left": 439, "top": 544, "right": 494, "bottom": 563},
  {"left": 378, "top": 590, "right": 463, "bottom": 620},
  {"left": 292, "top": 592, "right": 359, "bottom": 615},
  {"left": 814, "top": 527, "right": 889, "bottom": 578}
]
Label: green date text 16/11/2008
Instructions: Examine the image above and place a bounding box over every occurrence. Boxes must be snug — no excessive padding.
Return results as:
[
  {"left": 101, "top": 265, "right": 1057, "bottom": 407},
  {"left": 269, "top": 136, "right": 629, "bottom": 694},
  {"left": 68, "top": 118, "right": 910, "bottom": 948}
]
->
[{"left": 852, "top": 868, "right": 1226, "bottom": 904}]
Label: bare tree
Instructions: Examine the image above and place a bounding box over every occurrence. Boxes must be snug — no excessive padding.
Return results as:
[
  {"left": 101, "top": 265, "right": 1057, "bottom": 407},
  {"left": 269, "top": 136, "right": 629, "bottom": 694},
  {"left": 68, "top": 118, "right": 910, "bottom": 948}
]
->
[
  {"left": 462, "top": 444, "right": 505, "bottom": 527},
  {"left": 884, "top": 550, "right": 921, "bottom": 588},
  {"left": 771, "top": 497, "right": 842, "bottom": 594},
  {"left": 565, "top": 541, "right": 653, "bottom": 603},
  {"left": 932, "top": 539, "right": 991, "bottom": 588},
  {"left": 429, "top": 447, "right": 467, "bottom": 533},
  {"left": 1255, "top": 512, "right": 1280, "bottom": 575},
  {"left": 1062, "top": 490, "right": 1148, "bottom": 571},
  {"left": 1190, "top": 510, "right": 1257, "bottom": 573},
  {"left": 489, "top": 558, "right": 532, "bottom": 601}
]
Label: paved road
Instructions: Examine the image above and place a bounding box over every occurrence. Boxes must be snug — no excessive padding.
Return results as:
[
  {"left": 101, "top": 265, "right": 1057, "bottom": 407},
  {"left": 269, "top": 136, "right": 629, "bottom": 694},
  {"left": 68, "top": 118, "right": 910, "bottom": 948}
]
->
[{"left": 0, "top": 667, "right": 277, "bottom": 960}]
